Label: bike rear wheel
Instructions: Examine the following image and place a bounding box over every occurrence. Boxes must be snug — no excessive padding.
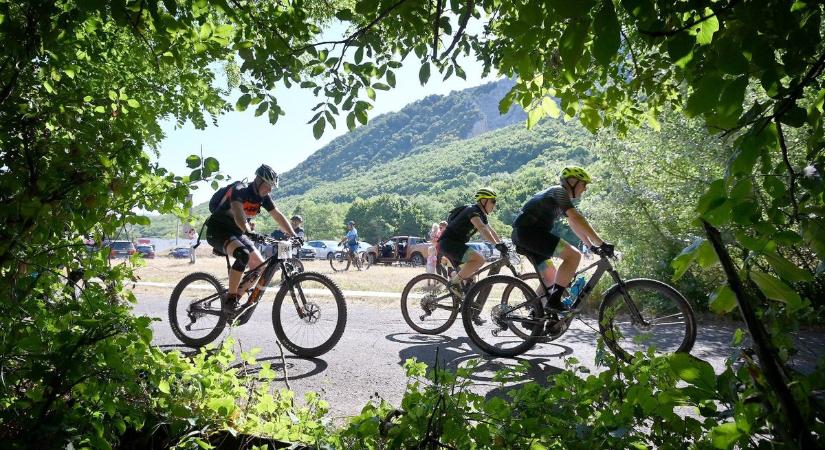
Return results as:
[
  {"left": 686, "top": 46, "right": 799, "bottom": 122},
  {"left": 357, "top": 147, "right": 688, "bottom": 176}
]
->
[
  {"left": 400, "top": 273, "right": 459, "bottom": 334},
  {"left": 598, "top": 278, "right": 696, "bottom": 361},
  {"left": 462, "top": 275, "right": 543, "bottom": 357},
  {"left": 168, "top": 272, "right": 227, "bottom": 347},
  {"left": 329, "top": 251, "right": 350, "bottom": 272},
  {"left": 272, "top": 271, "right": 347, "bottom": 357}
]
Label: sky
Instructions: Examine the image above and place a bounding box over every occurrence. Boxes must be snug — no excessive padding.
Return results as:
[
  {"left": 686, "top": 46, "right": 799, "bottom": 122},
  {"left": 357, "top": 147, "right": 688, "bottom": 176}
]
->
[{"left": 155, "top": 53, "right": 500, "bottom": 205}]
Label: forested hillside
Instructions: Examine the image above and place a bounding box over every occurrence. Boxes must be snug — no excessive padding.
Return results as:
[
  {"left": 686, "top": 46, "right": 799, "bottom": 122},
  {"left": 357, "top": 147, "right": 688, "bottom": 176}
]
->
[{"left": 278, "top": 79, "right": 526, "bottom": 197}]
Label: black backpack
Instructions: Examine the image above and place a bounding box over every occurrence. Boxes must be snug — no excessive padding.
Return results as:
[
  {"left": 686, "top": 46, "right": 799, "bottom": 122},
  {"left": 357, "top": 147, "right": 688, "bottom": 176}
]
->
[
  {"left": 446, "top": 205, "right": 468, "bottom": 224},
  {"left": 208, "top": 181, "right": 241, "bottom": 214}
]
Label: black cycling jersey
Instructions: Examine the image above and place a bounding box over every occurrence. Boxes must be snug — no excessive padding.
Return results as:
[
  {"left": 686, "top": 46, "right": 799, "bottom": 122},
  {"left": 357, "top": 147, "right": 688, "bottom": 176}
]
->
[
  {"left": 439, "top": 204, "right": 488, "bottom": 244},
  {"left": 210, "top": 182, "right": 275, "bottom": 230},
  {"left": 512, "top": 185, "right": 575, "bottom": 229}
]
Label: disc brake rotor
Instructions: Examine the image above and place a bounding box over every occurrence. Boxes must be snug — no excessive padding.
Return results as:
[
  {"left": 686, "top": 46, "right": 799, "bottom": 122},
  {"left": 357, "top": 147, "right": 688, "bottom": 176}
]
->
[{"left": 303, "top": 302, "right": 321, "bottom": 324}]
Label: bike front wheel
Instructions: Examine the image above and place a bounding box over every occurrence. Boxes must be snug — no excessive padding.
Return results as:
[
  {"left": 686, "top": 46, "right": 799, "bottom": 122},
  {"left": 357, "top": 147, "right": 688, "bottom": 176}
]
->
[
  {"left": 168, "top": 272, "right": 227, "bottom": 347},
  {"left": 400, "top": 273, "right": 458, "bottom": 334},
  {"left": 272, "top": 271, "right": 347, "bottom": 357},
  {"left": 598, "top": 278, "right": 696, "bottom": 361},
  {"left": 329, "top": 251, "right": 350, "bottom": 272},
  {"left": 462, "top": 275, "right": 543, "bottom": 357}
]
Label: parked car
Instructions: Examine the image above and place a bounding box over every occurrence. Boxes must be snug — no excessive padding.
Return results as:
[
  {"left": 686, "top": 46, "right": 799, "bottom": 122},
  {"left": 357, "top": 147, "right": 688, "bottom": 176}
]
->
[
  {"left": 168, "top": 247, "right": 192, "bottom": 258},
  {"left": 467, "top": 242, "right": 492, "bottom": 261},
  {"left": 297, "top": 245, "right": 317, "bottom": 260},
  {"left": 103, "top": 240, "right": 136, "bottom": 259},
  {"left": 306, "top": 240, "right": 342, "bottom": 259},
  {"left": 365, "top": 236, "right": 430, "bottom": 266},
  {"left": 135, "top": 244, "right": 156, "bottom": 259}
]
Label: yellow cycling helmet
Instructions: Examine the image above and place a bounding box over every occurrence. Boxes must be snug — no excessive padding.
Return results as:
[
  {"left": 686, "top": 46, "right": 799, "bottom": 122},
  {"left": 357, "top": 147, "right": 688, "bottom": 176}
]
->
[
  {"left": 475, "top": 188, "right": 497, "bottom": 202},
  {"left": 560, "top": 166, "right": 592, "bottom": 184}
]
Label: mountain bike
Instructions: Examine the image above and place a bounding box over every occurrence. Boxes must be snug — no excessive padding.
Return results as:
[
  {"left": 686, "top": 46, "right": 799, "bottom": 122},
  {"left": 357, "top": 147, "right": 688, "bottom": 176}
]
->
[
  {"left": 168, "top": 235, "right": 347, "bottom": 357},
  {"left": 461, "top": 246, "right": 696, "bottom": 361},
  {"left": 329, "top": 243, "right": 368, "bottom": 272},
  {"left": 400, "top": 246, "right": 533, "bottom": 334}
]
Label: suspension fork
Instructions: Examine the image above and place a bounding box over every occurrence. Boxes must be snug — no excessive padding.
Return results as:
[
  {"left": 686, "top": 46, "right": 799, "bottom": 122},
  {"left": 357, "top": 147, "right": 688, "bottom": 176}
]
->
[
  {"left": 609, "top": 270, "right": 648, "bottom": 326},
  {"left": 281, "top": 261, "right": 308, "bottom": 319}
]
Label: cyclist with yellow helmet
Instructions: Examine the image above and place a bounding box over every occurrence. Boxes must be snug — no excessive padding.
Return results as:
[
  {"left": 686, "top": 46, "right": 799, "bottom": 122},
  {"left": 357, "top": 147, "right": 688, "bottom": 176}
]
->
[
  {"left": 512, "top": 166, "right": 614, "bottom": 316},
  {"left": 438, "top": 188, "right": 508, "bottom": 300}
]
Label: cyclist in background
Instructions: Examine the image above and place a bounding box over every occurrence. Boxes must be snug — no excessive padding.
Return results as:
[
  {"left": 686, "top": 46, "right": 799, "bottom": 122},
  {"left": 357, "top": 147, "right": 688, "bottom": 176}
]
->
[
  {"left": 511, "top": 166, "right": 614, "bottom": 317},
  {"left": 338, "top": 221, "right": 361, "bottom": 269},
  {"left": 438, "top": 188, "right": 509, "bottom": 299}
]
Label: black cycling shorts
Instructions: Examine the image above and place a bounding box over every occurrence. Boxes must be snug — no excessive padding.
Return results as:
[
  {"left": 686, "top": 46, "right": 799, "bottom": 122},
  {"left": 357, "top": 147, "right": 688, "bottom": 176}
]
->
[
  {"left": 437, "top": 238, "right": 471, "bottom": 266},
  {"left": 206, "top": 219, "right": 254, "bottom": 255},
  {"left": 511, "top": 226, "right": 564, "bottom": 267}
]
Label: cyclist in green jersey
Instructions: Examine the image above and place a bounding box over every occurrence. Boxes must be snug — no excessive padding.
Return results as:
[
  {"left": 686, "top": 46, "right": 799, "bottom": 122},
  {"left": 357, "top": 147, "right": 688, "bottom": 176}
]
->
[{"left": 511, "top": 166, "right": 614, "bottom": 315}]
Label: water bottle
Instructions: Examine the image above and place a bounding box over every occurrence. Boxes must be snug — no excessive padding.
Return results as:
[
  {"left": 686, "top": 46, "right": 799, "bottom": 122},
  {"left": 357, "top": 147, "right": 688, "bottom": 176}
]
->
[{"left": 562, "top": 276, "right": 586, "bottom": 307}]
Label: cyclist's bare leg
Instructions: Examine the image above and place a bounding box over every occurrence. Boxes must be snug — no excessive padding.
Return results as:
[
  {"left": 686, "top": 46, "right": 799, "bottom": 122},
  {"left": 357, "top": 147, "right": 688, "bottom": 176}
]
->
[
  {"left": 552, "top": 244, "right": 581, "bottom": 289},
  {"left": 535, "top": 259, "right": 558, "bottom": 295},
  {"left": 455, "top": 249, "right": 484, "bottom": 281},
  {"left": 224, "top": 239, "right": 244, "bottom": 296}
]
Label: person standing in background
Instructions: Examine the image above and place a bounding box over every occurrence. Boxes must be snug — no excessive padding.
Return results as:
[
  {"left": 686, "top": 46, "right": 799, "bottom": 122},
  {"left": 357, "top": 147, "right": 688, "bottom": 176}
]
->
[
  {"left": 187, "top": 228, "right": 198, "bottom": 264},
  {"left": 426, "top": 223, "right": 440, "bottom": 275}
]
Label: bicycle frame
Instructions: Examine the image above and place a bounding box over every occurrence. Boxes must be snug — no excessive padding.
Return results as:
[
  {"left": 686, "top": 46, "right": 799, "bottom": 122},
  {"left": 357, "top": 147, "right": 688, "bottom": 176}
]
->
[
  {"left": 501, "top": 252, "right": 647, "bottom": 327},
  {"left": 189, "top": 239, "right": 305, "bottom": 322}
]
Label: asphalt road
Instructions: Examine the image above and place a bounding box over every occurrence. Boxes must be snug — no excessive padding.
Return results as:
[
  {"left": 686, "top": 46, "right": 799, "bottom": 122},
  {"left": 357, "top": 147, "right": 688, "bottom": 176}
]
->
[{"left": 133, "top": 293, "right": 824, "bottom": 421}]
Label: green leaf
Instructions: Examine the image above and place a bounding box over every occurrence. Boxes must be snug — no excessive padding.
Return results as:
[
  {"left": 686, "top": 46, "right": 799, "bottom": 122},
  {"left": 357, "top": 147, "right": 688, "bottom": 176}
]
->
[
  {"left": 43, "top": 80, "right": 55, "bottom": 94},
  {"left": 235, "top": 94, "right": 252, "bottom": 111},
  {"left": 696, "top": 179, "right": 727, "bottom": 216},
  {"left": 685, "top": 73, "right": 723, "bottom": 117},
  {"left": 750, "top": 271, "right": 803, "bottom": 308},
  {"left": 373, "top": 82, "right": 390, "bottom": 90},
  {"left": 386, "top": 70, "right": 396, "bottom": 88},
  {"left": 158, "top": 379, "right": 170, "bottom": 394},
  {"left": 693, "top": 8, "right": 719, "bottom": 45},
  {"left": 710, "top": 422, "right": 742, "bottom": 449},
  {"left": 667, "top": 32, "right": 694, "bottom": 68},
  {"left": 709, "top": 76, "right": 748, "bottom": 129},
  {"left": 185, "top": 155, "right": 201, "bottom": 169},
  {"left": 366, "top": 87, "right": 376, "bottom": 100},
  {"left": 709, "top": 285, "right": 737, "bottom": 314},
  {"left": 126, "top": 99, "right": 140, "bottom": 108},
  {"left": 668, "top": 353, "right": 716, "bottom": 391},
  {"left": 780, "top": 106, "right": 807, "bottom": 128},
  {"left": 203, "top": 157, "right": 220, "bottom": 173},
  {"left": 559, "top": 19, "right": 590, "bottom": 74},
  {"left": 346, "top": 112, "right": 356, "bottom": 130},
  {"left": 312, "top": 117, "right": 325, "bottom": 139},
  {"left": 763, "top": 253, "right": 812, "bottom": 282},
  {"left": 418, "top": 62, "right": 430, "bottom": 85},
  {"left": 548, "top": 0, "right": 597, "bottom": 18},
  {"left": 592, "top": 0, "right": 621, "bottom": 66},
  {"left": 672, "top": 238, "right": 713, "bottom": 281},
  {"left": 254, "top": 101, "right": 268, "bottom": 117}
]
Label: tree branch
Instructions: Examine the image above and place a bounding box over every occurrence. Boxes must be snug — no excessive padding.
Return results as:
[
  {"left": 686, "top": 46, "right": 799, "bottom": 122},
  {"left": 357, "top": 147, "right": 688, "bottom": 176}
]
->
[
  {"left": 702, "top": 220, "right": 816, "bottom": 449},
  {"left": 431, "top": 0, "right": 443, "bottom": 60},
  {"left": 439, "top": 0, "right": 474, "bottom": 60},
  {"left": 289, "top": 0, "right": 409, "bottom": 56},
  {"left": 775, "top": 120, "right": 800, "bottom": 223},
  {"left": 638, "top": 0, "right": 742, "bottom": 37}
]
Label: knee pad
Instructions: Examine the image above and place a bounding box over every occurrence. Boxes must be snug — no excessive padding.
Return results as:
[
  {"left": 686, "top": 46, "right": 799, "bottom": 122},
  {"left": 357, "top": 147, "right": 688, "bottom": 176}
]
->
[{"left": 232, "top": 247, "right": 250, "bottom": 272}]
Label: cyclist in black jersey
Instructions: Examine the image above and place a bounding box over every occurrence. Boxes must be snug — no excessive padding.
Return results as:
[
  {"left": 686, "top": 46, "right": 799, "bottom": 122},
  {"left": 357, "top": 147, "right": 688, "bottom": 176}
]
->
[
  {"left": 206, "top": 164, "right": 298, "bottom": 311},
  {"left": 438, "top": 188, "right": 509, "bottom": 298},
  {"left": 512, "top": 166, "right": 614, "bottom": 315}
]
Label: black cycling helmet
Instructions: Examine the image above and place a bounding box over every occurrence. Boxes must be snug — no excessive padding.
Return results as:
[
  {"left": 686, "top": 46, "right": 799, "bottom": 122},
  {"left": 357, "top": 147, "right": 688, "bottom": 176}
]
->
[
  {"left": 255, "top": 164, "right": 279, "bottom": 188},
  {"left": 291, "top": 215, "right": 303, "bottom": 222}
]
